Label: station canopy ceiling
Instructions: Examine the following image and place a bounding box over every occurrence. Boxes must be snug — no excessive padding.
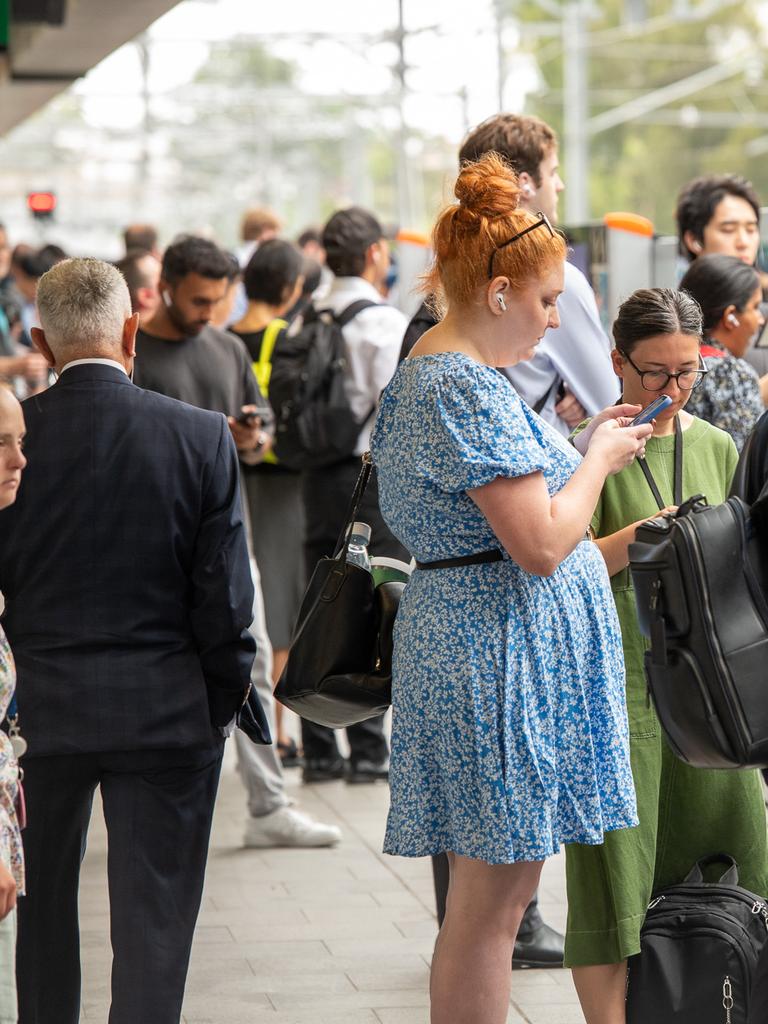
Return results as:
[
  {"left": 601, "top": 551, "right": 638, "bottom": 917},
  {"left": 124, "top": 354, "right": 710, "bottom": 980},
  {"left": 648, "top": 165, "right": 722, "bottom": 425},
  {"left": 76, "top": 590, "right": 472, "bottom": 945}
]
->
[{"left": 0, "top": 0, "right": 180, "bottom": 136}]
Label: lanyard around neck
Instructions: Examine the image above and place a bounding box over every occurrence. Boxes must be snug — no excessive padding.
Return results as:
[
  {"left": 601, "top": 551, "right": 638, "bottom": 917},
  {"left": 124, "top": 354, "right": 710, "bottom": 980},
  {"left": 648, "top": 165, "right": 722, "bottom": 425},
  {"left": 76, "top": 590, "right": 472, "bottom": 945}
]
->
[{"left": 637, "top": 415, "right": 683, "bottom": 511}]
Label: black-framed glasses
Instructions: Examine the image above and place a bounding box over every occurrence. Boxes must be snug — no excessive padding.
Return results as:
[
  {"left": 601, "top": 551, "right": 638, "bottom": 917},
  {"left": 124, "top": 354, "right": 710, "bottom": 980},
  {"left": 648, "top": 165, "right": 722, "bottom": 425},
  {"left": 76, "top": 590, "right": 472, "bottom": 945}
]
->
[
  {"left": 487, "top": 211, "right": 555, "bottom": 278},
  {"left": 621, "top": 350, "right": 708, "bottom": 392}
]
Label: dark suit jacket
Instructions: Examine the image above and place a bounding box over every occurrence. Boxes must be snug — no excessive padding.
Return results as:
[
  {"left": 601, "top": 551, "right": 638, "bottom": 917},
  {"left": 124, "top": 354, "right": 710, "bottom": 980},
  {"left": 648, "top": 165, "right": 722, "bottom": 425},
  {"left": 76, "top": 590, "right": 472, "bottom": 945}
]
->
[{"left": 0, "top": 363, "right": 259, "bottom": 756}]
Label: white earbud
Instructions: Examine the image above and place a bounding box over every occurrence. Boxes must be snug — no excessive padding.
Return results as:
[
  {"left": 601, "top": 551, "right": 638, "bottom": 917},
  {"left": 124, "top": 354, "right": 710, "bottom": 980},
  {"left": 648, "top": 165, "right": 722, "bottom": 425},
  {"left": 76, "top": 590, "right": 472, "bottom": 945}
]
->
[
  {"left": 522, "top": 184, "right": 535, "bottom": 197},
  {"left": 162, "top": 290, "right": 172, "bottom": 309},
  {"left": 496, "top": 294, "right": 507, "bottom": 312},
  {"left": 727, "top": 313, "right": 740, "bottom": 327},
  {"left": 692, "top": 240, "right": 702, "bottom": 252}
]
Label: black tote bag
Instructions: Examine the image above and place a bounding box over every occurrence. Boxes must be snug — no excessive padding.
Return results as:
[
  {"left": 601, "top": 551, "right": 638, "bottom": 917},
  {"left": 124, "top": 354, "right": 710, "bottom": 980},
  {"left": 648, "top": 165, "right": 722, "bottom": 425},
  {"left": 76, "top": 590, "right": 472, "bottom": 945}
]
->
[{"left": 274, "top": 454, "right": 404, "bottom": 728}]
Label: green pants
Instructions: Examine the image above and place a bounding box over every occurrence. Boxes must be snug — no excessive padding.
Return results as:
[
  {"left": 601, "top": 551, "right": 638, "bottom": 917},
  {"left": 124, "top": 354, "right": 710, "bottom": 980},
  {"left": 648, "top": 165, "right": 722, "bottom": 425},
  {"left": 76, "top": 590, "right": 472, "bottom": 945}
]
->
[{"left": 564, "top": 694, "right": 768, "bottom": 967}]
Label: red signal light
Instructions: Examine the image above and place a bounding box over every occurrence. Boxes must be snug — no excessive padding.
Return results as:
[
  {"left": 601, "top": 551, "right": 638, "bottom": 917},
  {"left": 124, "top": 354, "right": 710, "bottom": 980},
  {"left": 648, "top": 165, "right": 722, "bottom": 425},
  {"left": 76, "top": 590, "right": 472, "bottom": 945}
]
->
[{"left": 27, "top": 192, "right": 56, "bottom": 216}]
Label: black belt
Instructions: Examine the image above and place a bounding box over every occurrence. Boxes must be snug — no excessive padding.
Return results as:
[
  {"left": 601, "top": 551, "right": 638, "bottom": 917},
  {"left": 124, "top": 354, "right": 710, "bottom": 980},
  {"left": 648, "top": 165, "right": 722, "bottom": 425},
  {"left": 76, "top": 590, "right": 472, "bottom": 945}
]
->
[{"left": 415, "top": 549, "right": 504, "bottom": 570}]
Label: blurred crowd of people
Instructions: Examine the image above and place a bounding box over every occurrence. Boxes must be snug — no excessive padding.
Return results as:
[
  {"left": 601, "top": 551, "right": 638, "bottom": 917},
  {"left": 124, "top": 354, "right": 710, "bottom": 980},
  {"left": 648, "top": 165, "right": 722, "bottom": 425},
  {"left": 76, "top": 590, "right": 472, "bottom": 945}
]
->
[{"left": 1, "top": 107, "right": 768, "bottom": 1024}]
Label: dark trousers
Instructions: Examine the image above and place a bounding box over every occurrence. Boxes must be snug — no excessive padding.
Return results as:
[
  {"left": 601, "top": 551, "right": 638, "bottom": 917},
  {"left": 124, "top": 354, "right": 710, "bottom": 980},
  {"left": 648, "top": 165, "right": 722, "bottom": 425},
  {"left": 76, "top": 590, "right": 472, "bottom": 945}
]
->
[
  {"left": 301, "top": 457, "right": 408, "bottom": 764},
  {"left": 431, "top": 853, "right": 542, "bottom": 936},
  {"left": 17, "top": 744, "right": 224, "bottom": 1024}
]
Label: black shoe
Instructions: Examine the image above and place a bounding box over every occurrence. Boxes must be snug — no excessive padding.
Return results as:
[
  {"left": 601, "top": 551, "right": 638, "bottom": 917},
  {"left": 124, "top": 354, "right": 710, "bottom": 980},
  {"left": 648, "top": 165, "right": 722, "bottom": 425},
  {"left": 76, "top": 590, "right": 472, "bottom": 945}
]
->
[
  {"left": 346, "top": 758, "right": 389, "bottom": 784},
  {"left": 302, "top": 757, "right": 347, "bottom": 783},
  {"left": 512, "top": 921, "right": 565, "bottom": 969},
  {"left": 277, "top": 739, "right": 303, "bottom": 769}
]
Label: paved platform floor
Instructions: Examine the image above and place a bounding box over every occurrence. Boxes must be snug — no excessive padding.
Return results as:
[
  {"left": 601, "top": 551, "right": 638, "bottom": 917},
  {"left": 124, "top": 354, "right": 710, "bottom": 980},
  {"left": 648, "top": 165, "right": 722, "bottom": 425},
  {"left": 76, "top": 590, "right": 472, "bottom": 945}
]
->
[{"left": 78, "top": 753, "right": 583, "bottom": 1023}]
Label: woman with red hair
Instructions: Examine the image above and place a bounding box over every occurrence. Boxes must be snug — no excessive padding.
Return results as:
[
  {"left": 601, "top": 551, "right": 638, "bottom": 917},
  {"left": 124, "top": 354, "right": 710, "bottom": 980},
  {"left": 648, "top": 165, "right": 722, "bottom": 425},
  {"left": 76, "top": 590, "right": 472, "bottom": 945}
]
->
[{"left": 370, "top": 152, "right": 651, "bottom": 1023}]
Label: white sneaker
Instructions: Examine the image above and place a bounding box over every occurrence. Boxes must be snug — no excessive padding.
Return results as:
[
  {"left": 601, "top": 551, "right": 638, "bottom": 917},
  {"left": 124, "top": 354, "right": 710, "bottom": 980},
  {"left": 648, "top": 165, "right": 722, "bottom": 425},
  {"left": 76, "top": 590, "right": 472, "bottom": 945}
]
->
[{"left": 243, "top": 805, "right": 342, "bottom": 848}]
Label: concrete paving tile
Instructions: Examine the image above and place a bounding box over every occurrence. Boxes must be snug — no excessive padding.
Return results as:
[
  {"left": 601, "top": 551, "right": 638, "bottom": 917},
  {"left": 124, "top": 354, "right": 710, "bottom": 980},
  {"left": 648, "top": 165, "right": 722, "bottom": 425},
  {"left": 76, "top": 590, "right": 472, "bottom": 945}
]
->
[
  {"left": 347, "top": 967, "right": 429, "bottom": 991},
  {"left": 247, "top": 971, "right": 357, "bottom": 994},
  {"left": 186, "top": 1011, "right": 379, "bottom": 1024},
  {"left": 375, "top": 1012, "right": 529, "bottom": 1024},
  {"left": 393, "top": 918, "right": 440, "bottom": 939},
  {"left": 269, "top": 988, "right": 430, "bottom": 1011},
  {"left": 196, "top": 904, "right": 308, "bottom": 926},
  {"left": 324, "top": 936, "right": 437, "bottom": 959},
  {"left": 192, "top": 925, "right": 235, "bottom": 944},
  {"left": 373, "top": 1010, "right": 428, "bottom": 1024},
  {"left": 228, "top": 918, "right": 405, "bottom": 943}
]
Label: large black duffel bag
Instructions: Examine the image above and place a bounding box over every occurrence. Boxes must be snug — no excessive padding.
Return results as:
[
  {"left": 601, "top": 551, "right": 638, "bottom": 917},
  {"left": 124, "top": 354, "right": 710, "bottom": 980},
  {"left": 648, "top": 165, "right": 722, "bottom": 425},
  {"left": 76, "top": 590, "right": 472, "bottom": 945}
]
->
[
  {"left": 626, "top": 855, "right": 768, "bottom": 1024},
  {"left": 629, "top": 490, "right": 768, "bottom": 769}
]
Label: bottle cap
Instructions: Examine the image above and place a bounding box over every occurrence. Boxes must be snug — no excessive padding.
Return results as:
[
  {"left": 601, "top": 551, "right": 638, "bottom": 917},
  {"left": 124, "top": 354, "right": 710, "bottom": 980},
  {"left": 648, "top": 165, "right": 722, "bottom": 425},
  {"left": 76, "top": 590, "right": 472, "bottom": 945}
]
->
[{"left": 347, "top": 521, "right": 372, "bottom": 545}]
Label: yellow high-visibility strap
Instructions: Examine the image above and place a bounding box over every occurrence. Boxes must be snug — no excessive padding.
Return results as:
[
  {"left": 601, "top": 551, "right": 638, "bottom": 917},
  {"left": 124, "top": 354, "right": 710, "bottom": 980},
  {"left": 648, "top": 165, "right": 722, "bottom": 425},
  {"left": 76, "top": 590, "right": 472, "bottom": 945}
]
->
[{"left": 252, "top": 318, "right": 288, "bottom": 398}]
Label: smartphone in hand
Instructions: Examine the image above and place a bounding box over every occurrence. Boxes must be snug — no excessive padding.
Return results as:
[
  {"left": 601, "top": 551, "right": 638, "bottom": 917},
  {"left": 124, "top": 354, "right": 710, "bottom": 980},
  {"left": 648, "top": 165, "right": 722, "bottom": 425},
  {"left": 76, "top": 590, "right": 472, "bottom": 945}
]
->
[
  {"left": 236, "top": 410, "right": 260, "bottom": 426},
  {"left": 631, "top": 394, "right": 673, "bottom": 426}
]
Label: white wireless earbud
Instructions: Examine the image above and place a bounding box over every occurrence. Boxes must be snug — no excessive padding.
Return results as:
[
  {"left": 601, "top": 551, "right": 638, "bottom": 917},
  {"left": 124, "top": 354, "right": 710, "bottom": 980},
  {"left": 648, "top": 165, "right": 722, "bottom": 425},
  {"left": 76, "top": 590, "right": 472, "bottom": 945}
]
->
[
  {"left": 727, "top": 313, "right": 740, "bottom": 327},
  {"left": 692, "top": 240, "right": 702, "bottom": 252},
  {"left": 496, "top": 294, "right": 507, "bottom": 312},
  {"left": 523, "top": 184, "right": 535, "bottom": 197},
  {"left": 162, "top": 290, "right": 172, "bottom": 309}
]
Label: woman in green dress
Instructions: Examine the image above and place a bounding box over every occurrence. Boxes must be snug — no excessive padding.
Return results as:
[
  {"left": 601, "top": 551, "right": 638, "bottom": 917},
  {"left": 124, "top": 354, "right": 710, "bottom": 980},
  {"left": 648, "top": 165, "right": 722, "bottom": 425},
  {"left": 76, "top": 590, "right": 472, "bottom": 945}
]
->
[{"left": 566, "top": 288, "right": 768, "bottom": 1024}]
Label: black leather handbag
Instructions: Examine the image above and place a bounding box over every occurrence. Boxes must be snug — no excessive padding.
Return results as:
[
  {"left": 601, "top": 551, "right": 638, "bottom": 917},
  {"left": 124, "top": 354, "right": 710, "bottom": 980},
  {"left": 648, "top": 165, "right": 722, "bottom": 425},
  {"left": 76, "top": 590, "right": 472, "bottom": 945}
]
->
[
  {"left": 629, "top": 486, "right": 768, "bottom": 769},
  {"left": 274, "top": 454, "right": 403, "bottom": 728},
  {"left": 626, "top": 855, "right": 768, "bottom": 1024}
]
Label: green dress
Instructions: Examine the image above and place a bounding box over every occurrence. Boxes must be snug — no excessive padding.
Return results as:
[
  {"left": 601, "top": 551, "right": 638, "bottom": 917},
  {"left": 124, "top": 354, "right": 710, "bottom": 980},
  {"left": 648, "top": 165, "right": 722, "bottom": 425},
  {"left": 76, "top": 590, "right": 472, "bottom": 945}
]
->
[{"left": 564, "top": 416, "right": 768, "bottom": 967}]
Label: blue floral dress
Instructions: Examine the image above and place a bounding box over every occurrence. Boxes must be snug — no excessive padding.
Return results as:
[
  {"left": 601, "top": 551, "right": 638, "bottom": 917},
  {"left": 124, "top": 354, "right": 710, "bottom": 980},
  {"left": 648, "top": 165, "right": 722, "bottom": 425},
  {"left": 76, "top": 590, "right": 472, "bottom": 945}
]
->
[{"left": 370, "top": 353, "right": 638, "bottom": 864}]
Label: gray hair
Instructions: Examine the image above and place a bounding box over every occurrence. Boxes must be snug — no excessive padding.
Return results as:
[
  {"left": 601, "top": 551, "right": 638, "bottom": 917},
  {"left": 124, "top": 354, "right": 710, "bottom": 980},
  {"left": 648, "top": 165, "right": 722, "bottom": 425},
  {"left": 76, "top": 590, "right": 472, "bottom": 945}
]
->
[{"left": 36, "top": 258, "right": 131, "bottom": 354}]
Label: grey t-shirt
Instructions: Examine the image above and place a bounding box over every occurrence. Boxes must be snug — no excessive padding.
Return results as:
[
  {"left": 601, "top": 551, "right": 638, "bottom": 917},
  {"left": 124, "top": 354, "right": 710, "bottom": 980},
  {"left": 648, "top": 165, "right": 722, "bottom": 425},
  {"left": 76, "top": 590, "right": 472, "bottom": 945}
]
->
[{"left": 134, "top": 324, "right": 272, "bottom": 429}]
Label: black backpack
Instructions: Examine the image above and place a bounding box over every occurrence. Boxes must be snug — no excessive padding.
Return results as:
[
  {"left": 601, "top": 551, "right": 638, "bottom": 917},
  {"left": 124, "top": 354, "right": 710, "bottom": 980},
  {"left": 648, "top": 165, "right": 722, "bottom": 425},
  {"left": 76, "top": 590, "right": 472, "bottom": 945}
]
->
[
  {"left": 268, "top": 299, "right": 377, "bottom": 470},
  {"left": 629, "top": 491, "right": 768, "bottom": 769},
  {"left": 626, "top": 855, "right": 768, "bottom": 1024}
]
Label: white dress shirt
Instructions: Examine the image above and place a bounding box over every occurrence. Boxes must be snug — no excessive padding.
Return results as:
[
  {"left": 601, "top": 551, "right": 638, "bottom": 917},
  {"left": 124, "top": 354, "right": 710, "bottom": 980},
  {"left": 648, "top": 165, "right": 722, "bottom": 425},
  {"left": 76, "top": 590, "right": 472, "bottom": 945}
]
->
[
  {"left": 504, "top": 261, "right": 618, "bottom": 435},
  {"left": 317, "top": 277, "right": 408, "bottom": 455},
  {"left": 60, "top": 357, "right": 128, "bottom": 376}
]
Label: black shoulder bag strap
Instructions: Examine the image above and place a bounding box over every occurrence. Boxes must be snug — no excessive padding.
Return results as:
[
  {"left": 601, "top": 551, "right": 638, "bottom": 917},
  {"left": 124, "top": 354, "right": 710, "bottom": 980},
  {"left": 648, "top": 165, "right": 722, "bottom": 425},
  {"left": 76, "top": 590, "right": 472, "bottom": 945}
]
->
[
  {"left": 332, "top": 452, "right": 373, "bottom": 563},
  {"left": 532, "top": 374, "right": 562, "bottom": 415},
  {"left": 638, "top": 415, "right": 683, "bottom": 511}
]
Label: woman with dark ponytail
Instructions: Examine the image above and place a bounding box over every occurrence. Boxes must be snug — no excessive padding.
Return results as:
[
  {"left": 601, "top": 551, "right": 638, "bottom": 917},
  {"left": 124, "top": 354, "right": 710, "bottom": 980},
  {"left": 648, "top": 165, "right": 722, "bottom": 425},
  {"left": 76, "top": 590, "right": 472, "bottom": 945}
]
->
[
  {"left": 680, "top": 253, "right": 765, "bottom": 450},
  {"left": 564, "top": 287, "right": 768, "bottom": 1024}
]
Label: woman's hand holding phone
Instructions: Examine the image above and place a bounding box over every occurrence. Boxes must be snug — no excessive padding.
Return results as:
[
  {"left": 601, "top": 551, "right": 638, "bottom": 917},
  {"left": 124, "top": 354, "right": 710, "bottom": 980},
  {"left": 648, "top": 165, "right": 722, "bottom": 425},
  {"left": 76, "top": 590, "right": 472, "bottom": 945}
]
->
[
  {"left": 586, "top": 419, "right": 653, "bottom": 475},
  {"left": 571, "top": 403, "right": 643, "bottom": 456}
]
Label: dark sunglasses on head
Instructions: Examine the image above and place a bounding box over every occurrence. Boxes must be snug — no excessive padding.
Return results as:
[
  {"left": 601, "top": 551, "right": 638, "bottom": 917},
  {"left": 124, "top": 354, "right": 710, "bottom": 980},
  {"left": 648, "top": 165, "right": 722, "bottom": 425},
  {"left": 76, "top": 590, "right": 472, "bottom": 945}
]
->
[{"left": 487, "top": 212, "right": 555, "bottom": 279}]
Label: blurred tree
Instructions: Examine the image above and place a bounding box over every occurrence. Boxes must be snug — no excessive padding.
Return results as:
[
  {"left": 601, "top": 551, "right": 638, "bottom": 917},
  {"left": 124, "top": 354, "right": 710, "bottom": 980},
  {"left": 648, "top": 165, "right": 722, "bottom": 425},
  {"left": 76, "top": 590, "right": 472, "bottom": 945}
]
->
[{"left": 505, "top": 0, "right": 768, "bottom": 231}]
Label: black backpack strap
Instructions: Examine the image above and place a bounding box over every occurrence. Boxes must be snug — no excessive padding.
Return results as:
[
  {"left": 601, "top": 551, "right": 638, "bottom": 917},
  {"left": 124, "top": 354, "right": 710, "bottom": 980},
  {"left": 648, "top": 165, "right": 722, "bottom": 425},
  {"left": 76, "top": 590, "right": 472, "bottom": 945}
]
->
[
  {"left": 334, "top": 299, "right": 380, "bottom": 328},
  {"left": 319, "top": 300, "right": 381, "bottom": 427}
]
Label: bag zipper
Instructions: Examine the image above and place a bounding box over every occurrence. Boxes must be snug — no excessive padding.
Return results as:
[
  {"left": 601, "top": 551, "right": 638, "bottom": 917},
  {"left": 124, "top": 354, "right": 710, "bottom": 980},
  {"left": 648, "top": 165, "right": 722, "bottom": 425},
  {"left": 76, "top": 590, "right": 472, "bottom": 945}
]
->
[{"left": 723, "top": 975, "right": 733, "bottom": 1024}]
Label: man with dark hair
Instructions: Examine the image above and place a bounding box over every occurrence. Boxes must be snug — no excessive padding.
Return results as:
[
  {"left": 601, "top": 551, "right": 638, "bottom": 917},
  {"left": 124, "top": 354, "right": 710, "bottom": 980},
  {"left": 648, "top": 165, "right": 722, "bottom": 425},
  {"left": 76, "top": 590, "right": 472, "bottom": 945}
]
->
[
  {"left": 405, "top": 113, "right": 617, "bottom": 437},
  {"left": 135, "top": 235, "right": 340, "bottom": 849},
  {"left": 676, "top": 174, "right": 761, "bottom": 264},
  {"left": 676, "top": 175, "right": 767, "bottom": 378},
  {"left": 122, "top": 223, "right": 160, "bottom": 259},
  {"left": 298, "top": 206, "right": 408, "bottom": 785},
  {"left": 115, "top": 248, "right": 161, "bottom": 324}
]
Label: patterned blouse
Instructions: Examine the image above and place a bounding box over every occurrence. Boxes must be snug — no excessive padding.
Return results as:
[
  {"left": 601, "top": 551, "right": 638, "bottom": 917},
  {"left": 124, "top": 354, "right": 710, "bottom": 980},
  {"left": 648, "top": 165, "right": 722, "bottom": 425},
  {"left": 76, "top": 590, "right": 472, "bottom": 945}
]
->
[
  {"left": 685, "top": 338, "right": 764, "bottom": 451},
  {"left": 0, "top": 627, "right": 24, "bottom": 892}
]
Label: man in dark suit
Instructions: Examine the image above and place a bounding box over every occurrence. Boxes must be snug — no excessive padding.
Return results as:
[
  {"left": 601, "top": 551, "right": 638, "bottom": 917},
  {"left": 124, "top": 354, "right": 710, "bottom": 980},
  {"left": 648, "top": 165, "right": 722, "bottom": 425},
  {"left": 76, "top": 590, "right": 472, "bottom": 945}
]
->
[{"left": 0, "top": 257, "right": 264, "bottom": 1024}]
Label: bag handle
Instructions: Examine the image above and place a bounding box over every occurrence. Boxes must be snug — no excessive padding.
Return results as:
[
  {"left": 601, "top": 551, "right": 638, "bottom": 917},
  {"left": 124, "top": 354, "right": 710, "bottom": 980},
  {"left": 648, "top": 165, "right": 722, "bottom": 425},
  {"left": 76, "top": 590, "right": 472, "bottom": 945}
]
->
[
  {"left": 332, "top": 452, "right": 373, "bottom": 565},
  {"left": 684, "top": 853, "right": 740, "bottom": 886}
]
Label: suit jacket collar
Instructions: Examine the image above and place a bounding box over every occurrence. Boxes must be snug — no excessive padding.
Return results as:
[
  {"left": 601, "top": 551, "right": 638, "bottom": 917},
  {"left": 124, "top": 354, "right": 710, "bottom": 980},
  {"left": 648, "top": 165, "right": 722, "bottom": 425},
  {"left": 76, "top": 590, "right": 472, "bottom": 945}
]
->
[{"left": 55, "top": 363, "right": 135, "bottom": 387}]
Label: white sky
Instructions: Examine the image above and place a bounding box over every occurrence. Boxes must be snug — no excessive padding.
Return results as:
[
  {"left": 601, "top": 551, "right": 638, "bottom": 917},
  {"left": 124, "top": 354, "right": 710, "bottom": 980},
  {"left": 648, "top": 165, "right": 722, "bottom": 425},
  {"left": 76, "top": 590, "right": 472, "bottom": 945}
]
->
[{"left": 74, "top": 0, "right": 537, "bottom": 139}]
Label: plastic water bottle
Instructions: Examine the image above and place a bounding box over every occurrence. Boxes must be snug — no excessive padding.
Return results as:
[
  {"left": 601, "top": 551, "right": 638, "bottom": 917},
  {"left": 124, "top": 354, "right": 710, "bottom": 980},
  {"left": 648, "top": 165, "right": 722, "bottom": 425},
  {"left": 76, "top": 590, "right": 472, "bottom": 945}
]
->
[{"left": 345, "top": 521, "right": 372, "bottom": 571}]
